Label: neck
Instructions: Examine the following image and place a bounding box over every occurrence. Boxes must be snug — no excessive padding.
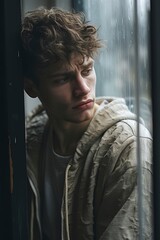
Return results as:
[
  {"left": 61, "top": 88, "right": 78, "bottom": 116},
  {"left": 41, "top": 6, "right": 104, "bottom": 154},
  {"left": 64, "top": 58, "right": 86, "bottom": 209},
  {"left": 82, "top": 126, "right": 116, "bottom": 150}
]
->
[
  {"left": 49, "top": 103, "right": 99, "bottom": 155},
  {"left": 51, "top": 119, "right": 90, "bottom": 156}
]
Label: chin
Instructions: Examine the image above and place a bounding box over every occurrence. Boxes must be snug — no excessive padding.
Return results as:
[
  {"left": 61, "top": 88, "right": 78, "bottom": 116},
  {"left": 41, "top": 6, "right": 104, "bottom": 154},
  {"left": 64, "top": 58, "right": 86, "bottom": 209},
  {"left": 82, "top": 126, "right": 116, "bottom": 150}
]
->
[{"left": 73, "top": 110, "right": 94, "bottom": 123}]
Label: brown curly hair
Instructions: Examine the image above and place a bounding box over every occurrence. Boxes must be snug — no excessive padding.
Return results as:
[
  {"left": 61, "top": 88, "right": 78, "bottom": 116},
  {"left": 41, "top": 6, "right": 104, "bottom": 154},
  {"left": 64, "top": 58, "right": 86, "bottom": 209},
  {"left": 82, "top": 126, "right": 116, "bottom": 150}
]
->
[{"left": 20, "top": 7, "right": 102, "bottom": 81}]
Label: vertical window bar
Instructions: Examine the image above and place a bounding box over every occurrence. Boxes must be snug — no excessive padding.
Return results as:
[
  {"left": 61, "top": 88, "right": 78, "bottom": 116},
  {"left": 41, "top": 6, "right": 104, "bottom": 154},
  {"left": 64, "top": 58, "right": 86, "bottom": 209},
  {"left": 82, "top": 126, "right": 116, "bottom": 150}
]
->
[
  {"left": 4, "top": 0, "right": 28, "bottom": 239},
  {"left": 0, "top": 1, "right": 12, "bottom": 239},
  {"left": 150, "top": 0, "right": 160, "bottom": 239},
  {"left": 71, "top": 0, "right": 84, "bottom": 12},
  {"left": 134, "top": 0, "right": 144, "bottom": 239}
]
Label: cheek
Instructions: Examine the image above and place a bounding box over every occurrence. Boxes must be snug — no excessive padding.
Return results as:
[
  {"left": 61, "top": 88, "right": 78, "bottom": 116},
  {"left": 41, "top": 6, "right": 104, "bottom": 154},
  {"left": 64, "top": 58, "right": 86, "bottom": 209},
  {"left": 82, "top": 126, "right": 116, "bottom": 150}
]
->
[
  {"left": 89, "top": 73, "right": 96, "bottom": 90},
  {"left": 47, "top": 87, "right": 71, "bottom": 107}
]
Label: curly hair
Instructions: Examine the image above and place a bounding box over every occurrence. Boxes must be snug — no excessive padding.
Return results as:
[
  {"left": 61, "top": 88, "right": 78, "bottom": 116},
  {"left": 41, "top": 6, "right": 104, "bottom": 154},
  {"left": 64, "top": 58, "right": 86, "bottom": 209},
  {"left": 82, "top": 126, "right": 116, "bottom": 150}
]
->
[{"left": 20, "top": 7, "right": 102, "bottom": 80}]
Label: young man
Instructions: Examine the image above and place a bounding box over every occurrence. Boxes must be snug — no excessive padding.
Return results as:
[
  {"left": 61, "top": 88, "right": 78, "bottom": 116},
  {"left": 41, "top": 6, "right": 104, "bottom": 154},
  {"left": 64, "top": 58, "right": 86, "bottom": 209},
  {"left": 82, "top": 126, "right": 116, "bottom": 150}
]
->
[{"left": 21, "top": 7, "right": 153, "bottom": 240}]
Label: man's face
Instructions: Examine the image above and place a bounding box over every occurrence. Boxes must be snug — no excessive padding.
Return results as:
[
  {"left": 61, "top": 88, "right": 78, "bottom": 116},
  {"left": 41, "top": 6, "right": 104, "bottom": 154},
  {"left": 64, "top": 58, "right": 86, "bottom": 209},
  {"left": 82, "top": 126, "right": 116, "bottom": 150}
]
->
[{"left": 35, "top": 54, "right": 97, "bottom": 125}]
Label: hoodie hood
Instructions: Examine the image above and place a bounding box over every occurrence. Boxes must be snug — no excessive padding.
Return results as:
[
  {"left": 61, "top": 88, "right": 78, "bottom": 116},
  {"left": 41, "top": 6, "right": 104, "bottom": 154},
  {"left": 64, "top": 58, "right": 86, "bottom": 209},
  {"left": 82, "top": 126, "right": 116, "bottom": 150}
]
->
[{"left": 75, "top": 97, "right": 139, "bottom": 156}]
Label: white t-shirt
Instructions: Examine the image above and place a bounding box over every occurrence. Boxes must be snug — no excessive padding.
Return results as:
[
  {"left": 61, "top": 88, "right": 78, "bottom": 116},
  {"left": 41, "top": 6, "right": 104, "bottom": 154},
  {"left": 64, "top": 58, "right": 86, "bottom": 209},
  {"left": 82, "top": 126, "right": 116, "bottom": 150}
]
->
[{"left": 42, "top": 128, "right": 71, "bottom": 240}]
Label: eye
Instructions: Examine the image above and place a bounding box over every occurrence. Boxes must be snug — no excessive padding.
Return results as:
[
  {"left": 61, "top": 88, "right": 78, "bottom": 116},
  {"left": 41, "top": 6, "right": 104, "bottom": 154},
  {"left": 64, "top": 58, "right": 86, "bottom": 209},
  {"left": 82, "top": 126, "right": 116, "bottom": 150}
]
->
[
  {"left": 82, "top": 66, "right": 93, "bottom": 76},
  {"left": 53, "top": 76, "right": 70, "bottom": 85}
]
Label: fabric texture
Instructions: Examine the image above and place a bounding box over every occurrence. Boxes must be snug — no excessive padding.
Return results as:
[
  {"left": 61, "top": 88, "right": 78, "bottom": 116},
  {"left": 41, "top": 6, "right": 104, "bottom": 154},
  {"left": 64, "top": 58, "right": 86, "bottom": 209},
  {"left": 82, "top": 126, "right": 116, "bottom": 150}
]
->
[{"left": 25, "top": 97, "right": 153, "bottom": 240}]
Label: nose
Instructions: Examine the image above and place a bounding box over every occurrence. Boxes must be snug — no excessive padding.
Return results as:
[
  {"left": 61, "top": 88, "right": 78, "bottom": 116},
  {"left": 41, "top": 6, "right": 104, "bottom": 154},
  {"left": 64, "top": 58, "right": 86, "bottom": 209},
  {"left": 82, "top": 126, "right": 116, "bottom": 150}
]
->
[{"left": 73, "top": 73, "right": 90, "bottom": 97}]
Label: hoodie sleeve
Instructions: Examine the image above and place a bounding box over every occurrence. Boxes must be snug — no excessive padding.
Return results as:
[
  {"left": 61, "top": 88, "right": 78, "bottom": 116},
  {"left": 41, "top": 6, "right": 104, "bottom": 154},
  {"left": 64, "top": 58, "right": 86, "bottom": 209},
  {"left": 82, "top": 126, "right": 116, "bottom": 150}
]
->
[{"left": 95, "top": 123, "right": 153, "bottom": 240}]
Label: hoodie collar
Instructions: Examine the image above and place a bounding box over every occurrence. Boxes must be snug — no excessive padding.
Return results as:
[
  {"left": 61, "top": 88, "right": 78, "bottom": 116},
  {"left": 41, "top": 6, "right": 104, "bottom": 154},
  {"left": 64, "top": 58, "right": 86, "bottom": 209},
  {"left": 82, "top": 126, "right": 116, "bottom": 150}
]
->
[{"left": 74, "top": 97, "right": 137, "bottom": 157}]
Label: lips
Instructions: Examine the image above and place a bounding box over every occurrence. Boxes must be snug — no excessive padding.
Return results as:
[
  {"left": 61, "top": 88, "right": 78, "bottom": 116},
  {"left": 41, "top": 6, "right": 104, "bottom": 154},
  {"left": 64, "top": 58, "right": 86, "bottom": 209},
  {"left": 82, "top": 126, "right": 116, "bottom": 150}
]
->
[{"left": 72, "top": 99, "right": 94, "bottom": 110}]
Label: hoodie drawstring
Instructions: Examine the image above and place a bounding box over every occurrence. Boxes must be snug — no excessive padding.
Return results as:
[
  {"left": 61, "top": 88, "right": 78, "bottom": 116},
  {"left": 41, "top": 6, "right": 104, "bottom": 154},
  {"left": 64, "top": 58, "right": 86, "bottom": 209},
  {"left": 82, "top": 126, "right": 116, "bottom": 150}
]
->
[{"left": 64, "top": 164, "right": 71, "bottom": 240}]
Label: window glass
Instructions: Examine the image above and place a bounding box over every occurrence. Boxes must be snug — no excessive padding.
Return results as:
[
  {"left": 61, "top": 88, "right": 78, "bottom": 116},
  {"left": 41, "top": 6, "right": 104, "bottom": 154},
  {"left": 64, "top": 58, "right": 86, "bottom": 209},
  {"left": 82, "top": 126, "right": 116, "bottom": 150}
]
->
[
  {"left": 83, "top": 0, "right": 152, "bottom": 133},
  {"left": 83, "top": 0, "right": 153, "bottom": 237}
]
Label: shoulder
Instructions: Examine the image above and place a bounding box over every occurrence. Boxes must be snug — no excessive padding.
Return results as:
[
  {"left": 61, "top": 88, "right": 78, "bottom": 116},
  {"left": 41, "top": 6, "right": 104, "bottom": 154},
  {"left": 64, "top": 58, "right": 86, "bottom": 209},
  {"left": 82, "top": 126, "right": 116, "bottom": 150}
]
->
[
  {"left": 120, "top": 119, "right": 152, "bottom": 139},
  {"left": 25, "top": 104, "right": 48, "bottom": 151},
  {"left": 98, "top": 118, "right": 152, "bottom": 170}
]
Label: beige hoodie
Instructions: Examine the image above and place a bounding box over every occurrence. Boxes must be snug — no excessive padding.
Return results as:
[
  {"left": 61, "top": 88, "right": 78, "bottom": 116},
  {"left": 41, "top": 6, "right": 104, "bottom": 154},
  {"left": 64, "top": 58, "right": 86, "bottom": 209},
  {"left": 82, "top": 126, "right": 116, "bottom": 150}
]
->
[{"left": 26, "top": 97, "right": 153, "bottom": 240}]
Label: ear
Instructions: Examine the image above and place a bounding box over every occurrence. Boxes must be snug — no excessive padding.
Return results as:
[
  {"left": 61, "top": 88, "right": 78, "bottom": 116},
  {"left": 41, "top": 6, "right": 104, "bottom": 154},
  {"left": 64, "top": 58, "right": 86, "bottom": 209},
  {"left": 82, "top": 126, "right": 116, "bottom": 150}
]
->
[{"left": 24, "top": 77, "right": 39, "bottom": 98}]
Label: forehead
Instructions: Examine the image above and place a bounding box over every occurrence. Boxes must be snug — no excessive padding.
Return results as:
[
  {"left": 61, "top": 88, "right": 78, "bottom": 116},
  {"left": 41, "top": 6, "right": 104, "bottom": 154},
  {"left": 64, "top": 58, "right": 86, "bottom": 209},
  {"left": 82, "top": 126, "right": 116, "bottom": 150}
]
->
[{"left": 35, "top": 54, "right": 94, "bottom": 78}]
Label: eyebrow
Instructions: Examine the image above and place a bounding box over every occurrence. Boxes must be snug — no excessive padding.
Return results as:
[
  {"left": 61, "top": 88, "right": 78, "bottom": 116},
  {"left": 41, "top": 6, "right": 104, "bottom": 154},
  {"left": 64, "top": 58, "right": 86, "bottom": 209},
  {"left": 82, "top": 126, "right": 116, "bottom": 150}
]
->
[
  {"left": 75, "top": 58, "right": 94, "bottom": 68},
  {"left": 47, "top": 59, "right": 94, "bottom": 79},
  {"left": 47, "top": 71, "right": 72, "bottom": 79}
]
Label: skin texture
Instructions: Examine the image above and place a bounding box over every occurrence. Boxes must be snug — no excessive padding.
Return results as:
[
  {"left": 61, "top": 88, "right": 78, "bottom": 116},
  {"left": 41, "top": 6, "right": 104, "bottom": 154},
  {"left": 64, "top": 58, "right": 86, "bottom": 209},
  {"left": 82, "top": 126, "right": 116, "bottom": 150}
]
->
[{"left": 25, "top": 53, "right": 99, "bottom": 155}]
